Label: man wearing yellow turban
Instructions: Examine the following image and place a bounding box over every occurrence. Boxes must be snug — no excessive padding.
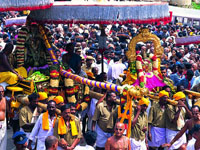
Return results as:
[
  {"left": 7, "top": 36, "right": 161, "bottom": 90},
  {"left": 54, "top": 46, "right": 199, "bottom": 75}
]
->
[
  {"left": 38, "top": 92, "right": 48, "bottom": 104},
  {"left": 130, "top": 97, "right": 148, "bottom": 150},
  {"left": 148, "top": 90, "right": 169, "bottom": 149},
  {"left": 173, "top": 92, "right": 186, "bottom": 101},
  {"left": 53, "top": 104, "right": 82, "bottom": 149},
  {"left": 53, "top": 96, "right": 64, "bottom": 109},
  {"left": 158, "top": 90, "right": 169, "bottom": 98},
  {"left": 165, "top": 91, "right": 192, "bottom": 150}
]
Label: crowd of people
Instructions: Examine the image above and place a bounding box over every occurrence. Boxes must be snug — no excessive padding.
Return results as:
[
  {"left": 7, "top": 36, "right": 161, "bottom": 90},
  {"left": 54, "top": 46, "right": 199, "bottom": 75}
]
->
[{"left": 0, "top": 10, "right": 200, "bottom": 150}]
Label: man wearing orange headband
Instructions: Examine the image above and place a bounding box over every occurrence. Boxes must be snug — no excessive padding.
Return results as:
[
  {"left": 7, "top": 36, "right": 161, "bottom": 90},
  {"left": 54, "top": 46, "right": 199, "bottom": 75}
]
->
[
  {"left": 148, "top": 90, "right": 169, "bottom": 150},
  {"left": 165, "top": 91, "right": 192, "bottom": 150},
  {"left": 130, "top": 97, "right": 149, "bottom": 150}
]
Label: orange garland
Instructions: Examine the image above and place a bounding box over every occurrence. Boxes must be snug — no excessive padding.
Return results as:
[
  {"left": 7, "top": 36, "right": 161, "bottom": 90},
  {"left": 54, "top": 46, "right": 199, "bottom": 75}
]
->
[{"left": 119, "top": 88, "right": 133, "bottom": 138}]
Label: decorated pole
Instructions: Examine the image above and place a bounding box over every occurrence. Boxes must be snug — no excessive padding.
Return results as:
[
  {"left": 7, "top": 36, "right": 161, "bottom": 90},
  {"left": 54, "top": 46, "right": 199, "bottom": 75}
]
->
[
  {"left": 41, "top": 24, "right": 149, "bottom": 97},
  {"left": 60, "top": 69, "right": 121, "bottom": 93}
]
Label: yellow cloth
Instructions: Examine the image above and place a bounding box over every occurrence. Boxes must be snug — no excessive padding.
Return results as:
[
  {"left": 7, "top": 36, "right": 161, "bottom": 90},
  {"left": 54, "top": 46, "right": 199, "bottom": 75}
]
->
[
  {"left": 53, "top": 96, "right": 64, "bottom": 104},
  {"left": 138, "top": 97, "right": 150, "bottom": 106},
  {"left": 173, "top": 92, "right": 186, "bottom": 101},
  {"left": 58, "top": 116, "right": 78, "bottom": 136},
  {"left": 158, "top": 90, "right": 169, "bottom": 98},
  {"left": 0, "top": 67, "right": 27, "bottom": 85},
  {"left": 42, "top": 111, "right": 57, "bottom": 131},
  {"left": 194, "top": 99, "right": 200, "bottom": 107},
  {"left": 38, "top": 92, "right": 48, "bottom": 101},
  {"left": 86, "top": 71, "right": 95, "bottom": 79}
]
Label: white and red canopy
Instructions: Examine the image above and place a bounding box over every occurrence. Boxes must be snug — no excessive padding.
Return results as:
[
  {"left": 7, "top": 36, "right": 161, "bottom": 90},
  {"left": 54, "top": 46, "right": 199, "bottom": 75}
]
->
[
  {"left": 29, "top": 1, "right": 171, "bottom": 24},
  {"left": 0, "top": 0, "right": 53, "bottom": 11}
]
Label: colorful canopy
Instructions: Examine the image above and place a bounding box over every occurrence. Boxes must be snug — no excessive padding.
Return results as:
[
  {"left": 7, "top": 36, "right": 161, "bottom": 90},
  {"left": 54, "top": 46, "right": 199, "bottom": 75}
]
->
[
  {"left": 0, "top": 0, "right": 53, "bottom": 11},
  {"left": 29, "top": 1, "right": 171, "bottom": 24}
]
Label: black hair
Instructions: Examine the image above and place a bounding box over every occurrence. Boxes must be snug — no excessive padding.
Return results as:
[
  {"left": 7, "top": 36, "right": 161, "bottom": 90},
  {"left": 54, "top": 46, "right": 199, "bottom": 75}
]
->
[
  {"left": 176, "top": 85, "right": 185, "bottom": 92},
  {"left": 84, "top": 131, "right": 97, "bottom": 146},
  {"left": 66, "top": 43, "right": 74, "bottom": 50},
  {"left": 28, "top": 93, "right": 39, "bottom": 102},
  {"left": 186, "top": 69, "right": 194, "bottom": 77},
  {"left": 162, "top": 85, "right": 171, "bottom": 91},
  {"left": 192, "top": 105, "right": 200, "bottom": 112},
  {"left": 161, "top": 67, "right": 166, "bottom": 71},
  {"left": 48, "top": 100, "right": 56, "bottom": 105},
  {"left": 106, "top": 91, "right": 116, "bottom": 100},
  {"left": 2, "top": 42, "right": 14, "bottom": 53},
  {"left": 60, "top": 104, "right": 71, "bottom": 113},
  {"left": 68, "top": 102, "right": 76, "bottom": 108},
  {"left": 177, "top": 64, "right": 185, "bottom": 69},
  {"left": 3, "top": 34, "right": 8, "bottom": 40}
]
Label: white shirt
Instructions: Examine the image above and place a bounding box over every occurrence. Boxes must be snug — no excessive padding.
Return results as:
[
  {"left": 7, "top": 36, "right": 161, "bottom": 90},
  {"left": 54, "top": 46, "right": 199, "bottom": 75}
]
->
[
  {"left": 107, "top": 62, "right": 126, "bottom": 82},
  {"left": 74, "top": 145, "right": 95, "bottom": 150},
  {"left": 29, "top": 113, "right": 56, "bottom": 150},
  {"left": 93, "top": 63, "right": 108, "bottom": 74}
]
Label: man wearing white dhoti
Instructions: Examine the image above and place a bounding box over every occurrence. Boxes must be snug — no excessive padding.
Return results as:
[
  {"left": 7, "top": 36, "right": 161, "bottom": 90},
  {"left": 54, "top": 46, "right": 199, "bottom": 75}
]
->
[
  {"left": 92, "top": 92, "right": 117, "bottom": 150},
  {"left": 148, "top": 90, "right": 169, "bottom": 149},
  {"left": 165, "top": 92, "right": 192, "bottom": 150},
  {"left": 130, "top": 97, "right": 149, "bottom": 150},
  {"left": 28, "top": 100, "right": 57, "bottom": 150},
  {"left": 162, "top": 105, "right": 200, "bottom": 150}
]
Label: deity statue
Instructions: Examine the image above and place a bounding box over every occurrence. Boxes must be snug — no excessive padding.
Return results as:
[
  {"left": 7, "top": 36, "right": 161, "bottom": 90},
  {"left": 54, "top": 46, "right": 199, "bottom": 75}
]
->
[
  {"left": 123, "top": 28, "right": 166, "bottom": 91},
  {"left": 25, "top": 24, "right": 47, "bottom": 67},
  {"left": 15, "top": 23, "right": 52, "bottom": 74}
]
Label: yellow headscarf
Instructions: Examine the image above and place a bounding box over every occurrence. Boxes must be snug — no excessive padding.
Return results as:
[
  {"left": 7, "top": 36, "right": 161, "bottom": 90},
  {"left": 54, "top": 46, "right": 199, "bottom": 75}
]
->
[
  {"left": 53, "top": 96, "right": 64, "bottom": 104},
  {"left": 138, "top": 97, "right": 150, "bottom": 106},
  {"left": 38, "top": 92, "right": 48, "bottom": 101},
  {"left": 158, "top": 90, "right": 169, "bottom": 98},
  {"left": 173, "top": 92, "right": 186, "bottom": 101}
]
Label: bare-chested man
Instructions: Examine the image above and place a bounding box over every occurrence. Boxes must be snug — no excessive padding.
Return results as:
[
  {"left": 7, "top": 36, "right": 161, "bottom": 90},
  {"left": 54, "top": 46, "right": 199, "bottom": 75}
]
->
[
  {"left": 105, "top": 122, "right": 131, "bottom": 150},
  {"left": 0, "top": 85, "right": 7, "bottom": 149},
  {"left": 162, "top": 105, "right": 200, "bottom": 150},
  {"left": 62, "top": 43, "right": 82, "bottom": 74},
  {"left": 0, "top": 43, "right": 25, "bottom": 85}
]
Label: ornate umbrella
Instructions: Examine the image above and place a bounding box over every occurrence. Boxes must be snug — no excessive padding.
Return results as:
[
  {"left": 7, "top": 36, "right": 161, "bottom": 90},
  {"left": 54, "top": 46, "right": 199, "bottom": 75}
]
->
[
  {"left": 0, "top": 0, "right": 53, "bottom": 11},
  {"left": 29, "top": 1, "right": 171, "bottom": 25}
]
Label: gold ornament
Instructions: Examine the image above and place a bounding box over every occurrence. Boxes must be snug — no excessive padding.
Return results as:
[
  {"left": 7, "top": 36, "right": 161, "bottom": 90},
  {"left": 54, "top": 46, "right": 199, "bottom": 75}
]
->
[{"left": 126, "top": 28, "right": 164, "bottom": 62}]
